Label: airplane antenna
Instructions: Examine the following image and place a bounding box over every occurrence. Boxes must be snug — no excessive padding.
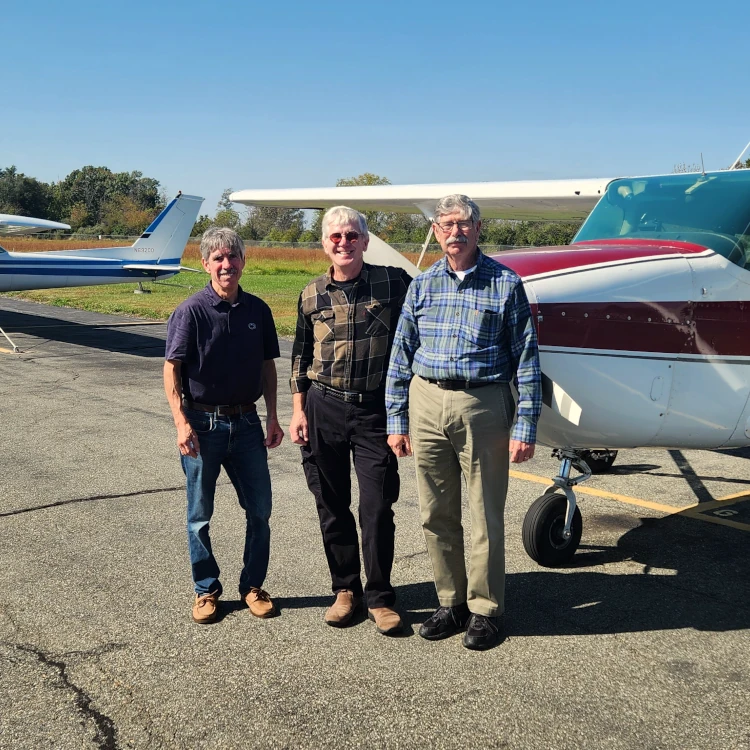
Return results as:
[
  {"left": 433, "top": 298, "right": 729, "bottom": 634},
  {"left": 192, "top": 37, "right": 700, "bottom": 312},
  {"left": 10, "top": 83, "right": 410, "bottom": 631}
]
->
[
  {"left": 700, "top": 153, "right": 705, "bottom": 176},
  {"left": 728, "top": 140, "right": 750, "bottom": 170}
]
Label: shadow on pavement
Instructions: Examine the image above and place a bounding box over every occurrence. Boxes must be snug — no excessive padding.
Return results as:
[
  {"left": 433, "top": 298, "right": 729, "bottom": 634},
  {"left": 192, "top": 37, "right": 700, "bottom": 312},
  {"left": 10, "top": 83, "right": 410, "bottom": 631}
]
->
[
  {"left": 0, "top": 308, "right": 165, "bottom": 357},
  {"left": 508, "top": 512, "right": 750, "bottom": 637}
]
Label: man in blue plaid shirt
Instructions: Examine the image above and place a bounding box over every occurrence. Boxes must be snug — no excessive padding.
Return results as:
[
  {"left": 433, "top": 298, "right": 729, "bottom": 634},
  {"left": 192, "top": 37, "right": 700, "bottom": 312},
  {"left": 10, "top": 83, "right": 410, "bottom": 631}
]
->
[{"left": 386, "top": 194, "right": 541, "bottom": 650}]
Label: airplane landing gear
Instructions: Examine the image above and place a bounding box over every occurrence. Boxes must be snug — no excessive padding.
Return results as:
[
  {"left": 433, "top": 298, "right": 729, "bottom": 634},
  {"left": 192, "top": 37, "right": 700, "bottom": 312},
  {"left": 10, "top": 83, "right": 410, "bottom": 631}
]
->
[{"left": 522, "top": 449, "right": 592, "bottom": 566}]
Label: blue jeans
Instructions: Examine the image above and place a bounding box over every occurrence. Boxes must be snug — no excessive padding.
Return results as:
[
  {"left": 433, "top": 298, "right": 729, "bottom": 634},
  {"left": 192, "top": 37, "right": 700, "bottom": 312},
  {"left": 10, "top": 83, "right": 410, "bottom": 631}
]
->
[{"left": 180, "top": 408, "right": 272, "bottom": 597}]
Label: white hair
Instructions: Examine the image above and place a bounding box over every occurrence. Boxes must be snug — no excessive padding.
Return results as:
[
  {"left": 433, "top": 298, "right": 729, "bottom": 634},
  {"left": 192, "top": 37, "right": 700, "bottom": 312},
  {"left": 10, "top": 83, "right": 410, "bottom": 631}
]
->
[
  {"left": 321, "top": 206, "right": 369, "bottom": 239},
  {"left": 434, "top": 194, "right": 481, "bottom": 224},
  {"left": 199, "top": 227, "right": 245, "bottom": 261}
]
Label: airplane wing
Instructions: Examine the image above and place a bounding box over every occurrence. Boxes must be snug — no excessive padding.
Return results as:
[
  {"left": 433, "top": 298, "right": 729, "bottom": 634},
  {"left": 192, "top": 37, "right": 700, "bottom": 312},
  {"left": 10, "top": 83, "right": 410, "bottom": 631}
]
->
[
  {"left": 230, "top": 177, "right": 617, "bottom": 221},
  {"left": 0, "top": 215, "right": 71, "bottom": 236}
]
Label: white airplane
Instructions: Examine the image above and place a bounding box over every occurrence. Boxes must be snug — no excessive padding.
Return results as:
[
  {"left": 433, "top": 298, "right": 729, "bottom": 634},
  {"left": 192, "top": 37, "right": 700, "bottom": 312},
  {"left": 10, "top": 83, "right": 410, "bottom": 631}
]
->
[
  {"left": 0, "top": 193, "right": 203, "bottom": 351},
  {"left": 231, "top": 168, "right": 750, "bottom": 566}
]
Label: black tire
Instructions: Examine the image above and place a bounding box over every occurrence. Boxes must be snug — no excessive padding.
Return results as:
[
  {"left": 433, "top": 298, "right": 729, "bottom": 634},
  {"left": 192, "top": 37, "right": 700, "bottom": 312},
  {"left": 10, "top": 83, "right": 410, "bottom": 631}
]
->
[
  {"left": 522, "top": 492, "right": 583, "bottom": 567},
  {"left": 580, "top": 449, "right": 618, "bottom": 474}
]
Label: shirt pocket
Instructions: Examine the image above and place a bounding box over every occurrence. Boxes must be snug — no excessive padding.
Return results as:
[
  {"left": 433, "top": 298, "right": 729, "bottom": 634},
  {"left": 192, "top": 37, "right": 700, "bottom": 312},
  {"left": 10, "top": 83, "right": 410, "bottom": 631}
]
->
[
  {"left": 312, "top": 311, "right": 335, "bottom": 344},
  {"left": 459, "top": 309, "right": 503, "bottom": 348},
  {"left": 365, "top": 301, "right": 391, "bottom": 337}
]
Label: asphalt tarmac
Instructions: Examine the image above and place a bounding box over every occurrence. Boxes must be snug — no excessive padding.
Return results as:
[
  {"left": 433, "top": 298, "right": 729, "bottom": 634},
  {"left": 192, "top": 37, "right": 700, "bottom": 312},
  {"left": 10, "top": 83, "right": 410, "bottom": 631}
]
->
[{"left": 1, "top": 297, "right": 749, "bottom": 750}]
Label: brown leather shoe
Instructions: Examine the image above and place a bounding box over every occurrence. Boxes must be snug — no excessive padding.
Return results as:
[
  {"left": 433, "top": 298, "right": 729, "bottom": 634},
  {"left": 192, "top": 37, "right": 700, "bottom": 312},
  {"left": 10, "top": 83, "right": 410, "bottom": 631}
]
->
[
  {"left": 243, "top": 587, "right": 277, "bottom": 618},
  {"left": 368, "top": 606, "right": 403, "bottom": 635},
  {"left": 192, "top": 592, "right": 219, "bottom": 624},
  {"left": 324, "top": 590, "right": 361, "bottom": 627}
]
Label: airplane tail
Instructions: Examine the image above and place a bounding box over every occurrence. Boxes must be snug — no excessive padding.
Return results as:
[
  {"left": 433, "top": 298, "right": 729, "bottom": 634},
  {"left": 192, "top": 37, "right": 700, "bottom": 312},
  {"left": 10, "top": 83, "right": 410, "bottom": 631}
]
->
[
  {"left": 44, "top": 194, "right": 203, "bottom": 266},
  {"left": 366, "top": 233, "right": 421, "bottom": 277},
  {"left": 125, "top": 193, "right": 203, "bottom": 264}
]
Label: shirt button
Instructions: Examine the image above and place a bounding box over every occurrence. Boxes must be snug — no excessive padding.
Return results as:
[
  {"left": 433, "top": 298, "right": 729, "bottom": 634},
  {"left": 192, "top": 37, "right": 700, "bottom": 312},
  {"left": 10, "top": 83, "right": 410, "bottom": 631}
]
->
[{"left": 450, "top": 357, "right": 455, "bottom": 361}]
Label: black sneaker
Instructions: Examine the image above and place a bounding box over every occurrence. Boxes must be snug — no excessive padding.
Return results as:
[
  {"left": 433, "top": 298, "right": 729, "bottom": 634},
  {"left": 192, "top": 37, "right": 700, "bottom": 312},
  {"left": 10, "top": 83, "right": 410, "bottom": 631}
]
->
[
  {"left": 462, "top": 614, "right": 503, "bottom": 651},
  {"left": 419, "top": 603, "right": 471, "bottom": 641}
]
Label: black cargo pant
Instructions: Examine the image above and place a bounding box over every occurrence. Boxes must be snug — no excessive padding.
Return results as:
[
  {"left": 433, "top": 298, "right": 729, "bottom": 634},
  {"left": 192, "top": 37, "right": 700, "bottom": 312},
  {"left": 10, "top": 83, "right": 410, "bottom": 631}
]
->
[{"left": 301, "top": 385, "right": 400, "bottom": 609}]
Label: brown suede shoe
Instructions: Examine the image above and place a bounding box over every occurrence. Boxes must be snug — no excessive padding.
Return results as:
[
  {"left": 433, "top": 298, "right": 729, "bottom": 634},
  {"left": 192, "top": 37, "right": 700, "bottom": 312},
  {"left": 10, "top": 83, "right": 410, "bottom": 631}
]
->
[
  {"left": 192, "top": 592, "right": 219, "bottom": 624},
  {"left": 368, "top": 607, "right": 403, "bottom": 635},
  {"left": 324, "top": 590, "right": 361, "bottom": 627},
  {"left": 243, "top": 587, "right": 277, "bottom": 618}
]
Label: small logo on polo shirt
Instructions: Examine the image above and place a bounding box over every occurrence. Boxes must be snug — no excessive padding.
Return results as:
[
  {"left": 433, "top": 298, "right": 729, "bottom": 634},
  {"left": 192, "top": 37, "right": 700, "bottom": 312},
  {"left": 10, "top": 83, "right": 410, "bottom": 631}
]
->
[{"left": 248, "top": 322, "right": 257, "bottom": 330}]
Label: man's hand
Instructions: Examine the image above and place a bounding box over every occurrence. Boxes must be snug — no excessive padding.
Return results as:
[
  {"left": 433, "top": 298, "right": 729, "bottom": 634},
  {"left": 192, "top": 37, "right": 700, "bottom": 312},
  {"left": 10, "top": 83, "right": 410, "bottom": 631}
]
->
[
  {"left": 265, "top": 416, "right": 284, "bottom": 449},
  {"left": 177, "top": 421, "right": 200, "bottom": 458},
  {"left": 388, "top": 434, "right": 412, "bottom": 458},
  {"left": 509, "top": 440, "right": 535, "bottom": 463},
  {"left": 290, "top": 410, "right": 309, "bottom": 445}
]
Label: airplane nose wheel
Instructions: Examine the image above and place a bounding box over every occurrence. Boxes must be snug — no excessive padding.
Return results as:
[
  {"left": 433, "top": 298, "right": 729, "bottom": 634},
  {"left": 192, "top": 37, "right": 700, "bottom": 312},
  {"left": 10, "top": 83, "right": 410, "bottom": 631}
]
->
[{"left": 522, "top": 449, "right": 591, "bottom": 566}]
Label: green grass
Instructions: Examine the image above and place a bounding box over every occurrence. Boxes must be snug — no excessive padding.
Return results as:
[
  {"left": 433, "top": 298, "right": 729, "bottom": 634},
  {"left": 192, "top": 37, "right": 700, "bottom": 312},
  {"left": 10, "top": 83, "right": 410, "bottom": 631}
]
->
[{"left": 1, "top": 258, "right": 330, "bottom": 336}]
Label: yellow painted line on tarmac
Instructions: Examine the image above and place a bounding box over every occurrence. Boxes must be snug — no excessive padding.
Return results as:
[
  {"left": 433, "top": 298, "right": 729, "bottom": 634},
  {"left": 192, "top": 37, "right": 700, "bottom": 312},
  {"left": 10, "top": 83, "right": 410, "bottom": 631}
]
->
[
  {"left": 0, "top": 347, "right": 13, "bottom": 354},
  {"left": 715, "top": 489, "right": 750, "bottom": 503},
  {"left": 509, "top": 469, "right": 681, "bottom": 514},
  {"left": 678, "top": 509, "right": 750, "bottom": 533},
  {"left": 509, "top": 469, "right": 750, "bottom": 533}
]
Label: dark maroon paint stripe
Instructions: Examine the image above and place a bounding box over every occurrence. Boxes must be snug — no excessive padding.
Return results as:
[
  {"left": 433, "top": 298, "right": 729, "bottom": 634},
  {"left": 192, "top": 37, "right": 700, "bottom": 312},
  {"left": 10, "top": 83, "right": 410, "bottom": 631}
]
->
[
  {"left": 490, "top": 239, "right": 709, "bottom": 279},
  {"left": 532, "top": 301, "right": 750, "bottom": 357}
]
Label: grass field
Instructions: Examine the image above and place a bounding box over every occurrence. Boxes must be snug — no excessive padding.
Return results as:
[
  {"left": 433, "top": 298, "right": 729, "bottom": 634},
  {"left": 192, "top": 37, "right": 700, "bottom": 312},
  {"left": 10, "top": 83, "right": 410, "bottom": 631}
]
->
[{"left": 1, "top": 240, "right": 428, "bottom": 336}]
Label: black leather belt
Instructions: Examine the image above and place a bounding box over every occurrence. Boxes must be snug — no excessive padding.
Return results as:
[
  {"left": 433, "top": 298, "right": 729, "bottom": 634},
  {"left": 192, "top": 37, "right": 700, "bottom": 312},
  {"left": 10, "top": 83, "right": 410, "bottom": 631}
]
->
[
  {"left": 311, "top": 380, "right": 382, "bottom": 404},
  {"left": 424, "top": 378, "right": 492, "bottom": 391},
  {"left": 183, "top": 399, "right": 257, "bottom": 416}
]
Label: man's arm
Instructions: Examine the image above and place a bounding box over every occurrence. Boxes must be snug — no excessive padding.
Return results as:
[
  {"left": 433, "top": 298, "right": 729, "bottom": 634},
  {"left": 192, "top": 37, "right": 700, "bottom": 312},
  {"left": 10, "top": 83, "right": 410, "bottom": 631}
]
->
[
  {"left": 506, "top": 280, "right": 542, "bottom": 463},
  {"left": 290, "top": 392, "right": 308, "bottom": 445},
  {"left": 386, "top": 285, "right": 420, "bottom": 456},
  {"left": 290, "top": 292, "right": 313, "bottom": 445},
  {"left": 163, "top": 359, "right": 199, "bottom": 458},
  {"left": 261, "top": 359, "right": 284, "bottom": 449}
]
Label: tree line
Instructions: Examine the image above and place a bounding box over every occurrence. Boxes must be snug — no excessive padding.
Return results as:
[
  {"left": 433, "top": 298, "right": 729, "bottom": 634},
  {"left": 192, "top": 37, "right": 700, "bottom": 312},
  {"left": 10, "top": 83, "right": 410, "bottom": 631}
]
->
[
  {"left": 14, "top": 161, "right": 748, "bottom": 247},
  {"left": 0, "top": 165, "right": 162, "bottom": 236}
]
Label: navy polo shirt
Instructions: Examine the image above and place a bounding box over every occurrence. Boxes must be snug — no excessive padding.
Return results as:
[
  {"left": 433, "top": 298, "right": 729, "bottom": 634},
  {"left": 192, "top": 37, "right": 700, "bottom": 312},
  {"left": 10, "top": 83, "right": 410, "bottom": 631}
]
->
[{"left": 165, "top": 283, "right": 280, "bottom": 405}]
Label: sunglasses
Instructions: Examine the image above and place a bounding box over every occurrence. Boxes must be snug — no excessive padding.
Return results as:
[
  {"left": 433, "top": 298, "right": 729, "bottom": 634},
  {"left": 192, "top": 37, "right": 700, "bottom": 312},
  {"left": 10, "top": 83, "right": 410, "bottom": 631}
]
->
[{"left": 329, "top": 231, "right": 361, "bottom": 244}]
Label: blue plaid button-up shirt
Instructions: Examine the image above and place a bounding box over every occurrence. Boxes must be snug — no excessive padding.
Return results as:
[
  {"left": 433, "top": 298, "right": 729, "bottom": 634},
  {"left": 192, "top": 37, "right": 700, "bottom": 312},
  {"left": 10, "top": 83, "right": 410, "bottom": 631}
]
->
[{"left": 385, "top": 249, "right": 542, "bottom": 443}]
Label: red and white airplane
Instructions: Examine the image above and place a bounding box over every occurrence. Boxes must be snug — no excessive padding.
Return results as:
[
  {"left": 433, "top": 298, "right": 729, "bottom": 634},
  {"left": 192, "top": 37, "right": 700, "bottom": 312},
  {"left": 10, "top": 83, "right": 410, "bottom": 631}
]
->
[{"left": 232, "top": 167, "right": 750, "bottom": 566}]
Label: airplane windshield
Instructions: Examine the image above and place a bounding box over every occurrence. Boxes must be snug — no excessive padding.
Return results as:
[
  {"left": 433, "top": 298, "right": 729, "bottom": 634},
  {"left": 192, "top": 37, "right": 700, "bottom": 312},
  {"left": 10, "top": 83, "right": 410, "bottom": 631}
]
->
[{"left": 573, "top": 170, "right": 750, "bottom": 270}]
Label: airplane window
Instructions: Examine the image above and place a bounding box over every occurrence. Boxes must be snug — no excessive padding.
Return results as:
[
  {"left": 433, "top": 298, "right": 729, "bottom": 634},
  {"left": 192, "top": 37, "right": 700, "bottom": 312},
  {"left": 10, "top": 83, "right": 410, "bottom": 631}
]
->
[{"left": 574, "top": 170, "right": 750, "bottom": 270}]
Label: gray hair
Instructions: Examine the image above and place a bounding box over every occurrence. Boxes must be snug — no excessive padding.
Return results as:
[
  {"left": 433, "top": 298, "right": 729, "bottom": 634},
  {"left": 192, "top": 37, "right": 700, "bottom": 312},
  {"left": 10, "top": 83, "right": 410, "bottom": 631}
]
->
[
  {"left": 199, "top": 227, "right": 246, "bottom": 261},
  {"left": 321, "top": 205, "right": 369, "bottom": 240},
  {"left": 433, "top": 194, "right": 481, "bottom": 224}
]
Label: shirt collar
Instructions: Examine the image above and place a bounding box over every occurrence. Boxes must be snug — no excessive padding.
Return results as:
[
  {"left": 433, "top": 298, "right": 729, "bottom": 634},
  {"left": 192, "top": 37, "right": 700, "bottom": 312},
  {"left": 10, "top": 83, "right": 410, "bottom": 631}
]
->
[
  {"left": 441, "top": 247, "right": 485, "bottom": 278},
  {"left": 325, "top": 262, "right": 368, "bottom": 288},
  {"left": 203, "top": 281, "right": 246, "bottom": 307}
]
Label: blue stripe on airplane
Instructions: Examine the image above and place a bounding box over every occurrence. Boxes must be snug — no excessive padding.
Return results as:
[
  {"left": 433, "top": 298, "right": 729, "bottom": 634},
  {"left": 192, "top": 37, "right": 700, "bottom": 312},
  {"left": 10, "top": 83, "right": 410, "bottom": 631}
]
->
[
  {"left": 0, "top": 267, "right": 176, "bottom": 277},
  {"left": 141, "top": 197, "right": 178, "bottom": 235}
]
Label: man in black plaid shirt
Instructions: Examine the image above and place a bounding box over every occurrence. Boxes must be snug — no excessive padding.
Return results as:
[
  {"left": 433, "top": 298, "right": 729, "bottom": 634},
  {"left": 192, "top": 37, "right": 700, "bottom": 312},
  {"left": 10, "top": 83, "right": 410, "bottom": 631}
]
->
[{"left": 290, "top": 206, "right": 411, "bottom": 635}]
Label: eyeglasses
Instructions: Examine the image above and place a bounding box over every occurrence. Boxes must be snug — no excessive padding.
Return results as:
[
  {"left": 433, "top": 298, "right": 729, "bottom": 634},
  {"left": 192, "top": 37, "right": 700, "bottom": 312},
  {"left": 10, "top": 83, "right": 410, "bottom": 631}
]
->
[
  {"left": 329, "top": 231, "right": 361, "bottom": 243},
  {"left": 435, "top": 220, "right": 474, "bottom": 233}
]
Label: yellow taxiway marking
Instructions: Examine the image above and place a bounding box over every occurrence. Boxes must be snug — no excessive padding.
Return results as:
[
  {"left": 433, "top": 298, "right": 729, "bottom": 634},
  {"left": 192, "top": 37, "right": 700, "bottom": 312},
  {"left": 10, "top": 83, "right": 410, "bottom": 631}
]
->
[
  {"left": 509, "top": 469, "right": 680, "bottom": 514},
  {"left": 0, "top": 347, "right": 13, "bottom": 354},
  {"left": 715, "top": 490, "right": 750, "bottom": 503},
  {"left": 510, "top": 469, "right": 750, "bottom": 532}
]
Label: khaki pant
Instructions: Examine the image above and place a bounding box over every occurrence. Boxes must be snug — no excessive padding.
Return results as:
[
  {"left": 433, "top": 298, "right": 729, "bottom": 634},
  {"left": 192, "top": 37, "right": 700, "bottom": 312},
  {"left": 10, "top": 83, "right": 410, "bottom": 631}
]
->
[{"left": 409, "top": 376, "right": 513, "bottom": 617}]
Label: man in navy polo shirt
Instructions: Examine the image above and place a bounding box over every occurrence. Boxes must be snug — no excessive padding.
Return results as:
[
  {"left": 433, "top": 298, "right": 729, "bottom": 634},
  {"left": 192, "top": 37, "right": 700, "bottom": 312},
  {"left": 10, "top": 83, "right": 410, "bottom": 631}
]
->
[{"left": 164, "top": 227, "right": 284, "bottom": 624}]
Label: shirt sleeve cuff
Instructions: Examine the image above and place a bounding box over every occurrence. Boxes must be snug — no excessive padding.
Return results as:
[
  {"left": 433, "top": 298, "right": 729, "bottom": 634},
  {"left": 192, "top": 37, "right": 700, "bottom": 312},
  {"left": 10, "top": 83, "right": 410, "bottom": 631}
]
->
[
  {"left": 290, "top": 378, "right": 311, "bottom": 395},
  {"left": 511, "top": 417, "right": 537, "bottom": 445},
  {"left": 387, "top": 415, "right": 409, "bottom": 435}
]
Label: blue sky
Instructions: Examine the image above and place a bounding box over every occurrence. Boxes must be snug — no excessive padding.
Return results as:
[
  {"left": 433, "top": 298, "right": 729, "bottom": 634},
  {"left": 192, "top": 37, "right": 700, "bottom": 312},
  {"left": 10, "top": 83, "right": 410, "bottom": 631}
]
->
[{"left": 4, "top": 0, "right": 749, "bottom": 217}]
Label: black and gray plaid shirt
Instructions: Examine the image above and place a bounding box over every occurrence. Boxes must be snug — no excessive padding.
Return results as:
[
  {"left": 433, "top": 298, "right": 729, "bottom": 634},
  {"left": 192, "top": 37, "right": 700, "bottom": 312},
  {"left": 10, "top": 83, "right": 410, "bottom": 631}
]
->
[{"left": 291, "top": 263, "right": 412, "bottom": 394}]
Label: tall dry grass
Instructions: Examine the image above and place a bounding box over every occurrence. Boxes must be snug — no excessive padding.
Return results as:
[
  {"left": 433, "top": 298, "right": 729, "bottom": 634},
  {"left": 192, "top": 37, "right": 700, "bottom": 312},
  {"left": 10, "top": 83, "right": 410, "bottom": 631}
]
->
[{"left": 4, "top": 237, "right": 427, "bottom": 266}]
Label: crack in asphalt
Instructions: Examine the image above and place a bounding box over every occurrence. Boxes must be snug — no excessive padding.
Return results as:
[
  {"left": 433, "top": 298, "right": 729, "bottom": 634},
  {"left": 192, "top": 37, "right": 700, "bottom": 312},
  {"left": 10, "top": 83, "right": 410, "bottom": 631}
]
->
[
  {"left": 0, "top": 485, "right": 186, "bottom": 518},
  {"left": 4, "top": 642, "right": 122, "bottom": 750}
]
